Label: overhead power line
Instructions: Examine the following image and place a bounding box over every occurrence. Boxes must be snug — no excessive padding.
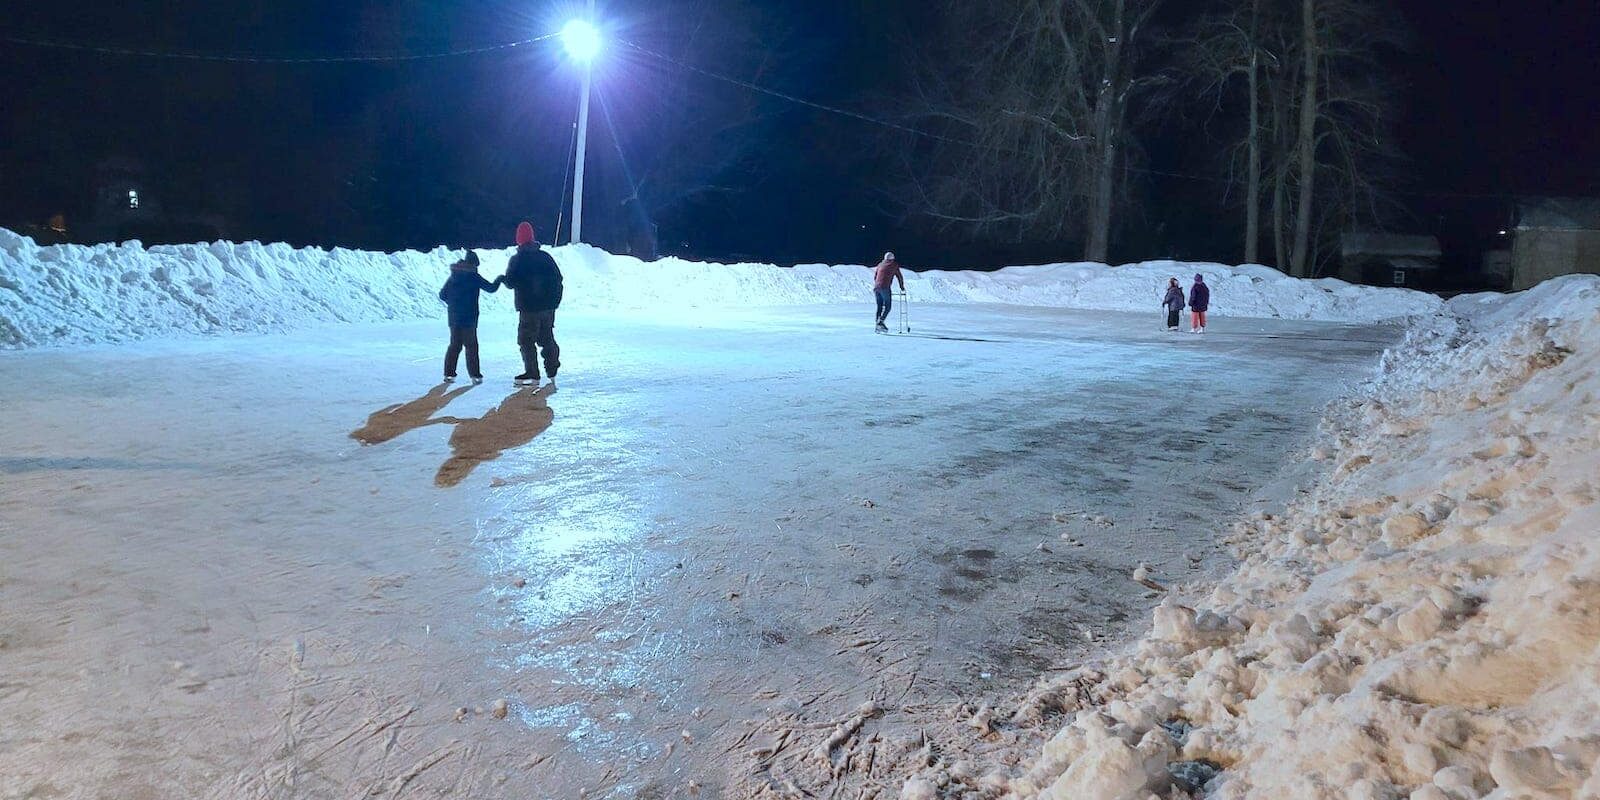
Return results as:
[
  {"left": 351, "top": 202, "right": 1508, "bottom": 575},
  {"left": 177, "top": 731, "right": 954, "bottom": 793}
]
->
[
  {"left": 622, "top": 39, "right": 1252, "bottom": 186},
  {"left": 4, "top": 28, "right": 1522, "bottom": 201},
  {"left": 622, "top": 38, "right": 1527, "bottom": 200},
  {"left": 620, "top": 40, "right": 988, "bottom": 153},
  {"left": 0, "top": 32, "right": 555, "bottom": 64}
]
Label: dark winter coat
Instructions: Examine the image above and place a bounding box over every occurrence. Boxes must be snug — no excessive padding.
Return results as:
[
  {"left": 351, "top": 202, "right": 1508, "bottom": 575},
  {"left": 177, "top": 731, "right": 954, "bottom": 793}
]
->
[
  {"left": 502, "top": 244, "right": 564, "bottom": 312},
  {"left": 439, "top": 266, "right": 499, "bottom": 328},
  {"left": 1162, "top": 286, "right": 1185, "bottom": 310},
  {"left": 1188, "top": 281, "right": 1210, "bottom": 312}
]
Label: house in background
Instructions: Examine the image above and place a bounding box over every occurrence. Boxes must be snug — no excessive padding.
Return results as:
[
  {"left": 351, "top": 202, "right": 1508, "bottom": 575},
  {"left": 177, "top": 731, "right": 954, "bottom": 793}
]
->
[
  {"left": 1510, "top": 197, "right": 1600, "bottom": 290},
  {"left": 1481, "top": 248, "right": 1513, "bottom": 288},
  {"left": 1338, "top": 233, "right": 1443, "bottom": 288},
  {"left": 57, "top": 157, "right": 231, "bottom": 245},
  {"left": 87, "top": 157, "right": 161, "bottom": 239}
]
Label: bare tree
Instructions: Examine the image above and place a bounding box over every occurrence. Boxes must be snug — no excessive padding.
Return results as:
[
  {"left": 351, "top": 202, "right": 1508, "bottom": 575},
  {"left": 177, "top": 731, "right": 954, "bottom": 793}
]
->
[
  {"left": 1176, "top": 0, "right": 1404, "bottom": 274},
  {"left": 1174, "top": 0, "right": 1275, "bottom": 263},
  {"left": 894, "top": 0, "right": 1164, "bottom": 263},
  {"left": 1288, "top": 0, "right": 1408, "bottom": 275}
]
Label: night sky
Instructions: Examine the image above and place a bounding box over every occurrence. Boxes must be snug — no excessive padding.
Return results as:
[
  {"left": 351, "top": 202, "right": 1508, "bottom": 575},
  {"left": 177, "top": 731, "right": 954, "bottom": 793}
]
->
[{"left": 3, "top": 0, "right": 1597, "bottom": 269}]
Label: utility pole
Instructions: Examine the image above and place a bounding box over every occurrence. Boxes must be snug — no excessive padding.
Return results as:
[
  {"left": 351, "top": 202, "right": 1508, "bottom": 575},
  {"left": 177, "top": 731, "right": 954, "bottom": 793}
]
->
[{"left": 570, "top": 0, "right": 596, "bottom": 245}]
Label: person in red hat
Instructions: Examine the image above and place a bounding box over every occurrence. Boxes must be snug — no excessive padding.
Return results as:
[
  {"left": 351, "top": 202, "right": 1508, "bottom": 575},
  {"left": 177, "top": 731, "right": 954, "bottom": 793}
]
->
[{"left": 500, "top": 222, "right": 564, "bottom": 385}]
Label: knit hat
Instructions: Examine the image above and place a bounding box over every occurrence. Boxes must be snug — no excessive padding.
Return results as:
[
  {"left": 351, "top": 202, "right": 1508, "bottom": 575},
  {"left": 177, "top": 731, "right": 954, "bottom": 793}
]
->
[
  {"left": 883, "top": 251, "right": 896, "bottom": 262},
  {"left": 515, "top": 221, "right": 535, "bottom": 247},
  {"left": 463, "top": 251, "right": 480, "bottom": 267}
]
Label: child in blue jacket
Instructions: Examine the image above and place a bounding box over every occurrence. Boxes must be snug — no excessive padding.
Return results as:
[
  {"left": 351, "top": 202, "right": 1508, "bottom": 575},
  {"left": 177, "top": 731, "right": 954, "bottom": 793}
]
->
[{"left": 438, "top": 251, "right": 501, "bottom": 383}]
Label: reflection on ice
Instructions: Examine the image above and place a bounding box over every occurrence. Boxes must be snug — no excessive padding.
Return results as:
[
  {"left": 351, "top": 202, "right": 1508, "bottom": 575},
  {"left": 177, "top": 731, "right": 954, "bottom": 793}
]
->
[
  {"left": 349, "top": 382, "right": 473, "bottom": 445},
  {"left": 468, "top": 390, "right": 695, "bottom": 760},
  {"left": 434, "top": 385, "right": 556, "bottom": 487}
]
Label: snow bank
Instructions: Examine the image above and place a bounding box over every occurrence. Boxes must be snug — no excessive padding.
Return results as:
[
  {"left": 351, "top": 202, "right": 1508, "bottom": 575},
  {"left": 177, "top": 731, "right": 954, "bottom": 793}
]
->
[
  {"left": 0, "top": 228, "right": 1438, "bottom": 348},
  {"left": 908, "top": 274, "right": 1600, "bottom": 799}
]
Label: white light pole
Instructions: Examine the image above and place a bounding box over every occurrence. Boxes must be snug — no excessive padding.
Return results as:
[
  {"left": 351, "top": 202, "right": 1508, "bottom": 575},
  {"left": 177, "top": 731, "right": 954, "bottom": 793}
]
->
[{"left": 561, "top": 9, "right": 601, "bottom": 244}]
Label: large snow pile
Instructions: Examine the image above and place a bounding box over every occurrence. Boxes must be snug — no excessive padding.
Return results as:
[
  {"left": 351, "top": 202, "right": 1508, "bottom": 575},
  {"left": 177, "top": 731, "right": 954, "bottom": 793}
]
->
[
  {"left": 0, "top": 228, "right": 1437, "bottom": 348},
  {"left": 901, "top": 274, "right": 1600, "bottom": 799}
]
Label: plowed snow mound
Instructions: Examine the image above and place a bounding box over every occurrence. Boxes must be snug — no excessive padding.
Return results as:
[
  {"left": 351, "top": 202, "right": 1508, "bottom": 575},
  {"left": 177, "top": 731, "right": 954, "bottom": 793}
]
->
[
  {"left": 0, "top": 229, "right": 1439, "bottom": 348},
  {"left": 909, "top": 275, "right": 1600, "bottom": 799}
]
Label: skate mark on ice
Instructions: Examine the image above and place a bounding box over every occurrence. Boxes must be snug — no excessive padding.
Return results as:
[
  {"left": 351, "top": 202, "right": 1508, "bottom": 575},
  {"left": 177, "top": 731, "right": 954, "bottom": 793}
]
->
[
  {"left": 433, "top": 385, "right": 556, "bottom": 488},
  {"left": 896, "top": 333, "right": 1008, "bottom": 343},
  {"left": 0, "top": 456, "right": 203, "bottom": 473},
  {"left": 350, "top": 383, "right": 474, "bottom": 445}
]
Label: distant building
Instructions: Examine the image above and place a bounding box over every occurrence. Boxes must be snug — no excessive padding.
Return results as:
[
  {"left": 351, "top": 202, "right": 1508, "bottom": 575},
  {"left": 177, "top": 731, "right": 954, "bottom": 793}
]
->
[
  {"left": 89, "top": 157, "right": 162, "bottom": 238},
  {"left": 70, "top": 157, "right": 230, "bottom": 244},
  {"left": 1510, "top": 197, "right": 1600, "bottom": 290},
  {"left": 1482, "top": 248, "right": 1513, "bottom": 288},
  {"left": 1338, "top": 233, "right": 1443, "bottom": 288}
]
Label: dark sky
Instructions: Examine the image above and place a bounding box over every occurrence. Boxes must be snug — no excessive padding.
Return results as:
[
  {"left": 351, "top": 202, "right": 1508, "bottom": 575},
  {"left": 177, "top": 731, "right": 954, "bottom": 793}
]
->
[
  {"left": 3, "top": 0, "right": 1598, "bottom": 268},
  {"left": 1387, "top": 0, "right": 1600, "bottom": 267}
]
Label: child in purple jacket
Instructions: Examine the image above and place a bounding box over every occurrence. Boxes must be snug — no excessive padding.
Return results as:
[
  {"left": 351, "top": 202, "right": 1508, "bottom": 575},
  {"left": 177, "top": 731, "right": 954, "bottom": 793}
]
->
[{"left": 1188, "top": 273, "right": 1210, "bottom": 333}]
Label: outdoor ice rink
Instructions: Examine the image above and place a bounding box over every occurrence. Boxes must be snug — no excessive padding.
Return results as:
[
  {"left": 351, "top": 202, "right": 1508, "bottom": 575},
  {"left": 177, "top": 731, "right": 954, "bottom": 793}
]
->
[{"left": 0, "top": 304, "right": 1397, "bottom": 798}]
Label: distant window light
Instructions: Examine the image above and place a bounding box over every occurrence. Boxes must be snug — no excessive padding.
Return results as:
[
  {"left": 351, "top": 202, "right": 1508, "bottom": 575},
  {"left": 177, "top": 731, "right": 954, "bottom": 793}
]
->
[
  {"left": 1392, "top": 270, "right": 1407, "bottom": 286},
  {"left": 128, "top": 190, "right": 140, "bottom": 209},
  {"left": 1498, "top": 229, "right": 1508, "bottom": 236}
]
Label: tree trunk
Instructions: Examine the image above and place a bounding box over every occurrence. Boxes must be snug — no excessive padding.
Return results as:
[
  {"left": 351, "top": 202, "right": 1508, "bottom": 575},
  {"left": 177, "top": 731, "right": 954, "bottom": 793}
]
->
[
  {"left": 1272, "top": 84, "right": 1288, "bottom": 269},
  {"left": 1244, "top": 0, "right": 1261, "bottom": 265},
  {"left": 1085, "top": 105, "right": 1116, "bottom": 264},
  {"left": 1289, "top": 0, "right": 1318, "bottom": 277},
  {"left": 1084, "top": 0, "right": 1126, "bottom": 265}
]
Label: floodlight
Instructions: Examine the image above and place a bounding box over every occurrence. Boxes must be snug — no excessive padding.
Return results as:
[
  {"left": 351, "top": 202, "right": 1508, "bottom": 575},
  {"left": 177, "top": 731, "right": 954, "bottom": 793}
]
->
[{"left": 561, "top": 20, "right": 601, "bottom": 62}]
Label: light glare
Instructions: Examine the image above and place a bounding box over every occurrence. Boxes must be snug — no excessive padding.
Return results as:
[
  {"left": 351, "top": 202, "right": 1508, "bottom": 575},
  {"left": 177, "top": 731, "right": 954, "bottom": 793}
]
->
[{"left": 561, "top": 20, "right": 601, "bottom": 62}]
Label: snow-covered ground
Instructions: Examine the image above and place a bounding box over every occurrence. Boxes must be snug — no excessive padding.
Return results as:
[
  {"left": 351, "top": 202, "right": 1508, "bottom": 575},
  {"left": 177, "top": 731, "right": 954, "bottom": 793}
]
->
[
  {"left": 0, "top": 228, "right": 1438, "bottom": 349},
  {"left": 0, "top": 301, "right": 1393, "bottom": 798}
]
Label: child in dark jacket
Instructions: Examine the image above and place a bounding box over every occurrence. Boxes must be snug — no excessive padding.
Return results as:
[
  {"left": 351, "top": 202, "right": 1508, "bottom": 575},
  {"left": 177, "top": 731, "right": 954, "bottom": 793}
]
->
[
  {"left": 1161, "top": 277, "right": 1185, "bottom": 331},
  {"left": 438, "top": 251, "right": 501, "bottom": 383},
  {"left": 1188, "top": 273, "right": 1211, "bottom": 334}
]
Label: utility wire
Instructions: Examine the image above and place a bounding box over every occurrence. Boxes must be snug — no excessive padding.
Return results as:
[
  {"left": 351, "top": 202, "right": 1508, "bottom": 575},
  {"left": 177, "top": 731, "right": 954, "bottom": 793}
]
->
[
  {"left": 621, "top": 39, "right": 988, "bottom": 153},
  {"left": 622, "top": 38, "right": 1521, "bottom": 200},
  {"left": 597, "top": 89, "right": 642, "bottom": 203},
  {"left": 555, "top": 103, "right": 581, "bottom": 245},
  {"left": 622, "top": 38, "right": 1244, "bottom": 185},
  {"left": 0, "top": 32, "right": 555, "bottom": 63},
  {"left": 6, "top": 29, "right": 1522, "bottom": 201}
]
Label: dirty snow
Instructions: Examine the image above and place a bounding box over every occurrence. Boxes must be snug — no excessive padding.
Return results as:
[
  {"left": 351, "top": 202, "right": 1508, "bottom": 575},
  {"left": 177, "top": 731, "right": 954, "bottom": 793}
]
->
[
  {"left": 0, "top": 228, "right": 1439, "bottom": 348},
  {"left": 891, "top": 274, "right": 1600, "bottom": 799}
]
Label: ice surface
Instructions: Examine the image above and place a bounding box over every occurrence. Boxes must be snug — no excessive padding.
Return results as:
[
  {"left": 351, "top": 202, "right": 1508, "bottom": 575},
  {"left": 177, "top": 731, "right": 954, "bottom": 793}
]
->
[
  {"left": 7, "top": 225, "right": 1593, "bottom": 798},
  {"left": 0, "top": 227, "right": 1439, "bottom": 348},
  {"left": 0, "top": 304, "right": 1392, "bottom": 797}
]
